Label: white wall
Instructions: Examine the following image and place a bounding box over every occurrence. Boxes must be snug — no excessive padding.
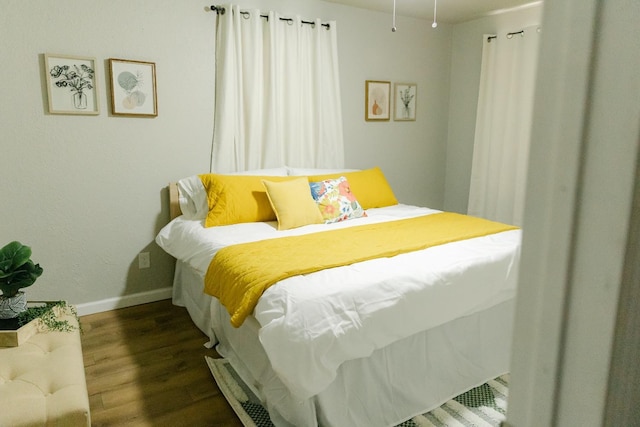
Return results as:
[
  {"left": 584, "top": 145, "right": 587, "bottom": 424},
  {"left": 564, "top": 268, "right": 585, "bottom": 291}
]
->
[
  {"left": 0, "top": 0, "right": 451, "bottom": 311},
  {"left": 331, "top": 5, "right": 452, "bottom": 208},
  {"left": 443, "top": 3, "right": 542, "bottom": 214},
  {"left": 1, "top": 0, "right": 216, "bottom": 310}
]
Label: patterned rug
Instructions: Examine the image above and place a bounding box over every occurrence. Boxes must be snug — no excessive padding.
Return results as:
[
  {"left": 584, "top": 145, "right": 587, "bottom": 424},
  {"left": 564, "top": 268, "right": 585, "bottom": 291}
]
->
[{"left": 205, "top": 356, "right": 508, "bottom": 427}]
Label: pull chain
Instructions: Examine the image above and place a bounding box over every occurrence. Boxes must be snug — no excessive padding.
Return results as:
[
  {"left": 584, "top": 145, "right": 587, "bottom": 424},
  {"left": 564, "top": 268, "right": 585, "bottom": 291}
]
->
[
  {"left": 393, "top": 0, "right": 437, "bottom": 31},
  {"left": 391, "top": 0, "right": 397, "bottom": 32},
  {"left": 432, "top": 0, "right": 438, "bottom": 28}
]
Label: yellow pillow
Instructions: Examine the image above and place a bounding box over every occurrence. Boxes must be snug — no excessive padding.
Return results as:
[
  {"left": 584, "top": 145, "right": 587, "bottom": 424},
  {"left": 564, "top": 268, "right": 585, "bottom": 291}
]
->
[
  {"left": 199, "top": 174, "right": 295, "bottom": 227},
  {"left": 263, "top": 178, "right": 324, "bottom": 230},
  {"left": 307, "top": 167, "right": 398, "bottom": 209}
]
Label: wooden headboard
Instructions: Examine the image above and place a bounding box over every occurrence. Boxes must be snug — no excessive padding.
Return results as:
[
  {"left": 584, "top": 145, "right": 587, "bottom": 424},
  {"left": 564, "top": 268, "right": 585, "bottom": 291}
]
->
[{"left": 168, "top": 182, "right": 182, "bottom": 221}]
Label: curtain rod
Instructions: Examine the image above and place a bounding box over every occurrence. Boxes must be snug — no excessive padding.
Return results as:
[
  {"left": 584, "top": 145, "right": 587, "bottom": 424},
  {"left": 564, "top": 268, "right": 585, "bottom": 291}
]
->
[
  {"left": 210, "top": 5, "right": 330, "bottom": 29},
  {"left": 487, "top": 30, "right": 526, "bottom": 42}
]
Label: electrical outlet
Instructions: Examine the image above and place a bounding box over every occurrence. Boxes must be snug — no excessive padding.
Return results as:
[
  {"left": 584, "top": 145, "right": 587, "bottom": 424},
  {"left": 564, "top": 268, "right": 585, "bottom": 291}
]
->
[{"left": 138, "top": 252, "right": 150, "bottom": 269}]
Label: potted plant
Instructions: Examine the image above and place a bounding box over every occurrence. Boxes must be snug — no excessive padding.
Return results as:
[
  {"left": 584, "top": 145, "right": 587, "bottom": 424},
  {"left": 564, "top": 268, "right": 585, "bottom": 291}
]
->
[{"left": 0, "top": 241, "right": 43, "bottom": 319}]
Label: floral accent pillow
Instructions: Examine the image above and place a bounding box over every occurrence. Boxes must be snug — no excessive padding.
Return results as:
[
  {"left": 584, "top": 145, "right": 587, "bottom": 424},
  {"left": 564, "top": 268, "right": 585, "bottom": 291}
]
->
[{"left": 309, "top": 177, "right": 367, "bottom": 223}]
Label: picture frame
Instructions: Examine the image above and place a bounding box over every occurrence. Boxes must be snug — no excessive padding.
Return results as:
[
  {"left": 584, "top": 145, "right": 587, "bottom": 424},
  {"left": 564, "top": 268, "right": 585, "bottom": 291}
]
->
[
  {"left": 394, "top": 83, "right": 417, "bottom": 121},
  {"left": 365, "top": 80, "right": 391, "bottom": 121},
  {"left": 45, "top": 53, "right": 99, "bottom": 115},
  {"left": 108, "top": 58, "right": 157, "bottom": 117}
]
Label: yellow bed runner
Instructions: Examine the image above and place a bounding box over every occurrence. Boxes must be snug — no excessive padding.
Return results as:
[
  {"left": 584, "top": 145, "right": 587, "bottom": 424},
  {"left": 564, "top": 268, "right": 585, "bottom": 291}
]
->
[{"left": 204, "top": 212, "right": 518, "bottom": 327}]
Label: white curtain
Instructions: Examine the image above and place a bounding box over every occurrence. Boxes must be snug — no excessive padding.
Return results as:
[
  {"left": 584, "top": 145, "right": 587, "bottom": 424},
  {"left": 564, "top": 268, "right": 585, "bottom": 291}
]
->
[
  {"left": 468, "top": 26, "right": 540, "bottom": 226},
  {"left": 211, "top": 4, "right": 344, "bottom": 173}
]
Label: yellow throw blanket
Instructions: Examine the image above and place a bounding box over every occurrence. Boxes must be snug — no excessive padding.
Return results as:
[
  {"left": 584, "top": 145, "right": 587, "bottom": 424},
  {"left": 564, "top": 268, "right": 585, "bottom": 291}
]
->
[{"left": 204, "top": 212, "right": 518, "bottom": 327}]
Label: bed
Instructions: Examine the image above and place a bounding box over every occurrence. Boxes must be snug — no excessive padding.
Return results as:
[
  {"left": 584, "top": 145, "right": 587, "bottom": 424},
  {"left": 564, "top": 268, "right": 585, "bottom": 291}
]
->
[{"left": 156, "top": 167, "right": 521, "bottom": 427}]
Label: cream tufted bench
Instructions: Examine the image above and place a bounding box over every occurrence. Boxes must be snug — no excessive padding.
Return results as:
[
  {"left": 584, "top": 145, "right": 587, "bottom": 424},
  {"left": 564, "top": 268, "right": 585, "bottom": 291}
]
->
[{"left": 0, "top": 313, "right": 90, "bottom": 426}]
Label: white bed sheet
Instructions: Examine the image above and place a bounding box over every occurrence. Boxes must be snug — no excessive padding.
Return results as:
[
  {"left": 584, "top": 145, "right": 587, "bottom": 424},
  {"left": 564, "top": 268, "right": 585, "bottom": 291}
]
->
[
  {"left": 172, "top": 260, "right": 515, "bottom": 427},
  {"left": 156, "top": 204, "right": 521, "bottom": 401}
]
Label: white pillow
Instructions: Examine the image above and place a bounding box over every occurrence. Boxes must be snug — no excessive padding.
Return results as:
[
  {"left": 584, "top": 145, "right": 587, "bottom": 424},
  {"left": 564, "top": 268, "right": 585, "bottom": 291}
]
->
[
  {"left": 287, "top": 167, "right": 359, "bottom": 176},
  {"left": 176, "top": 168, "right": 289, "bottom": 220},
  {"left": 177, "top": 176, "right": 208, "bottom": 220}
]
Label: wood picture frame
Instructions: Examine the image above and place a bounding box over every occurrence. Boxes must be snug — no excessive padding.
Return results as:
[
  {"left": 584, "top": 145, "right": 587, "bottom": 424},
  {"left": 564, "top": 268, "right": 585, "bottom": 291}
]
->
[
  {"left": 108, "top": 58, "right": 157, "bottom": 117},
  {"left": 394, "top": 83, "right": 417, "bottom": 121},
  {"left": 45, "top": 53, "right": 99, "bottom": 115},
  {"left": 365, "top": 80, "right": 390, "bottom": 121}
]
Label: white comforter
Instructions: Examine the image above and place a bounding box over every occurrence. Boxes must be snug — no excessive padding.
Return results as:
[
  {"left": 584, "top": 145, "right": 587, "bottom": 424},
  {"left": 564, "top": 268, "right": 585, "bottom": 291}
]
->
[{"left": 156, "top": 204, "right": 521, "bottom": 399}]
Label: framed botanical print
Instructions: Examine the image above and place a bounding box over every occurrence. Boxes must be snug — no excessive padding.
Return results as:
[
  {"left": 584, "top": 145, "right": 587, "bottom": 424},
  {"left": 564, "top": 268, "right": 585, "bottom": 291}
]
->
[
  {"left": 108, "top": 58, "right": 158, "bottom": 117},
  {"left": 394, "top": 83, "right": 417, "bottom": 121},
  {"left": 45, "top": 53, "right": 99, "bottom": 115}
]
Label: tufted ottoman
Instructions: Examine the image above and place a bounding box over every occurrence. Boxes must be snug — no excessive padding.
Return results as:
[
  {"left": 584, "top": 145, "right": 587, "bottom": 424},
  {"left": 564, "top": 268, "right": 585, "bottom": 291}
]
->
[{"left": 0, "top": 312, "right": 90, "bottom": 426}]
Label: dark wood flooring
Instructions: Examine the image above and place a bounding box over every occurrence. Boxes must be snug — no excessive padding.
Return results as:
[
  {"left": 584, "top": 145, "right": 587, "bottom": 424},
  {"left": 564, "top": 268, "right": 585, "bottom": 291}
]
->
[{"left": 81, "top": 299, "right": 243, "bottom": 427}]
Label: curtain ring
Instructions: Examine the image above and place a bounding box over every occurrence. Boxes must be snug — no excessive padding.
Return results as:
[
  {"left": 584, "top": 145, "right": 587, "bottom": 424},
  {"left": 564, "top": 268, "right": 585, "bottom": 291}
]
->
[
  {"left": 240, "top": 10, "right": 250, "bottom": 19},
  {"left": 210, "top": 5, "right": 225, "bottom": 15}
]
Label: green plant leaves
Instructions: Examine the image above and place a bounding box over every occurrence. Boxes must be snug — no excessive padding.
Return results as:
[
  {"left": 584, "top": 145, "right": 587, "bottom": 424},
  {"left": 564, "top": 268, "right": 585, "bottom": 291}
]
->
[
  {"left": 0, "top": 241, "right": 31, "bottom": 273},
  {"left": 18, "top": 301, "right": 80, "bottom": 332},
  {"left": 0, "top": 241, "right": 43, "bottom": 297}
]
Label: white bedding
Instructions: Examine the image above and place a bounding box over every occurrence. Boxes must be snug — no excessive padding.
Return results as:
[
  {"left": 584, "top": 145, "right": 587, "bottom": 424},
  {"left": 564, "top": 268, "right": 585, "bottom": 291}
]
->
[
  {"left": 173, "top": 259, "right": 515, "bottom": 427},
  {"left": 156, "top": 204, "right": 522, "bottom": 400}
]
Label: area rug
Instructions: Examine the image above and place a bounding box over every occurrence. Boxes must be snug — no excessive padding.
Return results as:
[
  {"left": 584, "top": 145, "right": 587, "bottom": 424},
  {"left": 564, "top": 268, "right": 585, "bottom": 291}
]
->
[{"left": 205, "top": 356, "right": 508, "bottom": 427}]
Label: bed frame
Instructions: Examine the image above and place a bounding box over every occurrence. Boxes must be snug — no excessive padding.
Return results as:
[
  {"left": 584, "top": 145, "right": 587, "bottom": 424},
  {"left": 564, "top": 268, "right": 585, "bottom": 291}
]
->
[{"left": 168, "top": 182, "right": 182, "bottom": 221}]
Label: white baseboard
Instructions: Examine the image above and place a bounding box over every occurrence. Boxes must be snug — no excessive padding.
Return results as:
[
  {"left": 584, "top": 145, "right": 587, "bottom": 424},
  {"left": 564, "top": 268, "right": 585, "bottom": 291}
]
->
[{"left": 75, "top": 287, "right": 173, "bottom": 316}]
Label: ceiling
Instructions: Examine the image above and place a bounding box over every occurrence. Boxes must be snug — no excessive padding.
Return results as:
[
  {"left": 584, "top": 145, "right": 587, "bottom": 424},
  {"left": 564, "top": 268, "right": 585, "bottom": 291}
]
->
[{"left": 323, "top": 0, "right": 541, "bottom": 24}]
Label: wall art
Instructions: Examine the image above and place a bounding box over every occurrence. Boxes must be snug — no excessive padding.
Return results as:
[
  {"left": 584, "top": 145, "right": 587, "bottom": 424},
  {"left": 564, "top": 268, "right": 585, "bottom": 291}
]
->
[
  {"left": 365, "top": 80, "right": 390, "bottom": 121},
  {"left": 394, "top": 83, "right": 417, "bottom": 121},
  {"left": 45, "top": 53, "right": 99, "bottom": 115},
  {"left": 108, "top": 58, "right": 157, "bottom": 117}
]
